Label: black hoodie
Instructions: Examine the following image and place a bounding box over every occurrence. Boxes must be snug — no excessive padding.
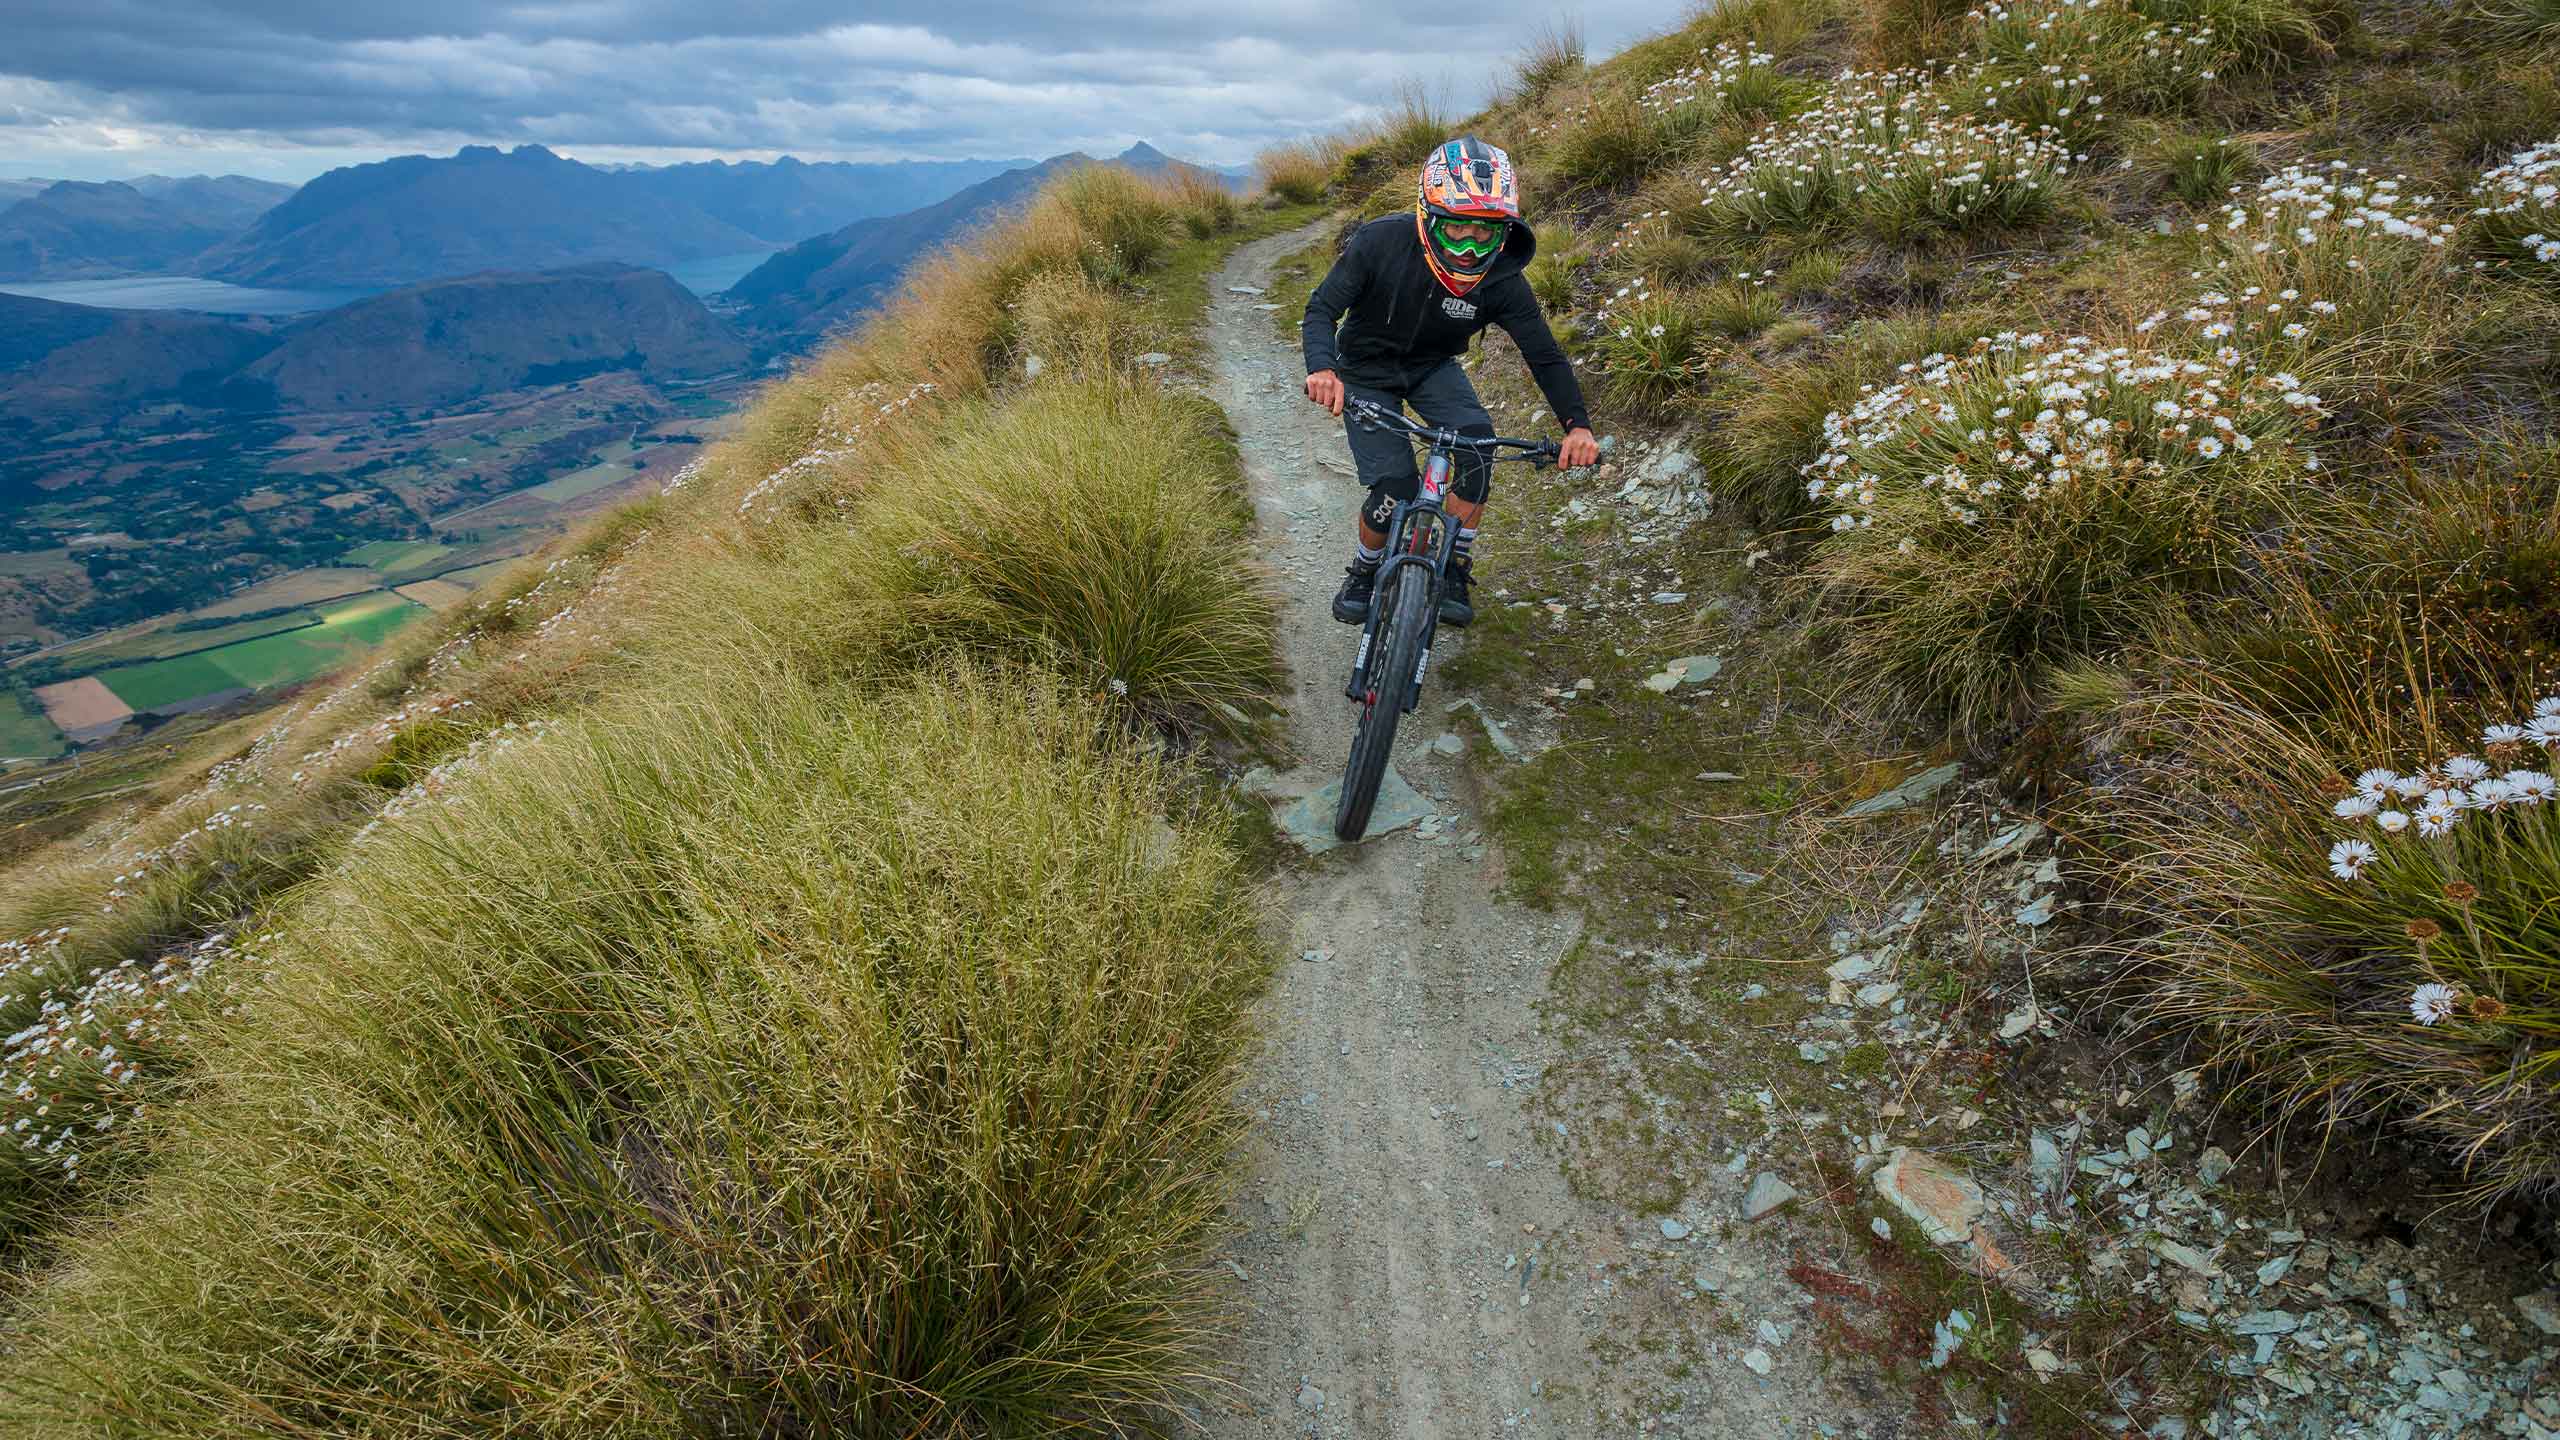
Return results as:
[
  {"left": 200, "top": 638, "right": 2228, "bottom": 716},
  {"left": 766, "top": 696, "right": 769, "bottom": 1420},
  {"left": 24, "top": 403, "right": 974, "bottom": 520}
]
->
[{"left": 1300, "top": 213, "right": 1593, "bottom": 433}]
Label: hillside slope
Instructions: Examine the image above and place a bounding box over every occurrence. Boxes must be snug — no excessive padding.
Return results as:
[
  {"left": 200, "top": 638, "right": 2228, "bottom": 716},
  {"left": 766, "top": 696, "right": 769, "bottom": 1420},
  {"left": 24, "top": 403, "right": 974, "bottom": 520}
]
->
[
  {"left": 0, "top": 292, "right": 271, "bottom": 419},
  {"left": 241, "top": 263, "right": 746, "bottom": 411}
]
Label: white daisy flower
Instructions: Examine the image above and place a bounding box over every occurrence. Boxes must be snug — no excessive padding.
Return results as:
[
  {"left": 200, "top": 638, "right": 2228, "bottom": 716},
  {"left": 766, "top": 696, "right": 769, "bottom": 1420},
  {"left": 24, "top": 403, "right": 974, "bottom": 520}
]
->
[
  {"left": 2508, "top": 770, "right": 2555, "bottom": 804},
  {"left": 2327, "top": 838, "right": 2374, "bottom": 880},
  {"left": 2410, "top": 983, "right": 2459, "bottom": 1024},
  {"left": 2376, "top": 809, "right": 2411, "bottom": 834},
  {"left": 2333, "top": 795, "right": 2379, "bottom": 821},
  {"left": 2444, "top": 756, "right": 2490, "bottom": 783},
  {"left": 2416, "top": 802, "right": 2460, "bottom": 837},
  {"left": 2528, "top": 716, "right": 2560, "bottom": 746},
  {"left": 2354, "top": 767, "right": 2400, "bottom": 798},
  {"left": 2485, "top": 723, "right": 2526, "bottom": 746}
]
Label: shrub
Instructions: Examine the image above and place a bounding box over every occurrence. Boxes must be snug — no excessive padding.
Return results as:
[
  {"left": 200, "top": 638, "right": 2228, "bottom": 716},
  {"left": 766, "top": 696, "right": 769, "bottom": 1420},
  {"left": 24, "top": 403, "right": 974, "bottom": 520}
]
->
[
  {"left": 1687, "top": 66, "right": 2077, "bottom": 242},
  {"left": 1804, "top": 332, "right": 2320, "bottom": 732},
  {"left": 1331, "top": 83, "right": 1452, "bottom": 194},
  {"left": 1695, "top": 279, "right": 1786, "bottom": 337},
  {"left": 1585, "top": 284, "right": 1715, "bottom": 411},
  {"left": 1780, "top": 247, "right": 1848, "bottom": 297},
  {"left": 1865, "top": 0, "right": 1975, "bottom": 64},
  {"left": 0, "top": 664, "right": 1266, "bottom": 1435},
  {"left": 1256, "top": 139, "right": 1333, "bottom": 204},
  {"left": 1166, "top": 168, "right": 1240, "bottom": 238},
  {"left": 2120, "top": 684, "right": 2560, "bottom": 1204}
]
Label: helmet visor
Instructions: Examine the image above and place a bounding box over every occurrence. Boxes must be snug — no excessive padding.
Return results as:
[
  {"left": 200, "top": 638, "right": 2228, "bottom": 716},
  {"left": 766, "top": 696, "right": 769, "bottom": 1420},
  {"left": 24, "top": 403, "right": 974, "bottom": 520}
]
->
[{"left": 1431, "top": 216, "right": 1507, "bottom": 262}]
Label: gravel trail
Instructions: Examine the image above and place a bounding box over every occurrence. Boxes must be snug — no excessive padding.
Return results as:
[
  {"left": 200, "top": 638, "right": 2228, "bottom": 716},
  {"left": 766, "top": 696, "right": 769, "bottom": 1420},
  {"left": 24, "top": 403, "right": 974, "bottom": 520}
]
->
[{"left": 1200, "top": 221, "right": 1797, "bottom": 1440}]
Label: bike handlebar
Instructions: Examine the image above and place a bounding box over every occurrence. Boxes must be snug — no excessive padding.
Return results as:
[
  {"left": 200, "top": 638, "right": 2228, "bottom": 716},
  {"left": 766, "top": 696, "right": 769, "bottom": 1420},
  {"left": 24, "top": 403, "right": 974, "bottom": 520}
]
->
[{"left": 1348, "top": 397, "right": 1560, "bottom": 466}]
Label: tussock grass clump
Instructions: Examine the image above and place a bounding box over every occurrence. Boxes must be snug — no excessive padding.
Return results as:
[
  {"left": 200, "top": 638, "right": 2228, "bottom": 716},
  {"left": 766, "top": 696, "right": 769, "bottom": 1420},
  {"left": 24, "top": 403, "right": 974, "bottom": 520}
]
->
[
  {"left": 1513, "top": 18, "right": 1588, "bottom": 103},
  {"left": 1583, "top": 282, "right": 1717, "bottom": 412},
  {"left": 2135, "top": 127, "right": 2256, "bottom": 205},
  {"left": 666, "top": 378, "right": 1277, "bottom": 727},
  {"left": 1804, "top": 332, "right": 2320, "bottom": 733},
  {"left": 1549, "top": 43, "right": 1794, "bottom": 191},
  {"left": 1524, "top": 231, "right": 1591, "bottom": 311},
  {"left": 1255, "top": 139, "right": 1335, "bottom": 204},
  {"left": 1330, "top": 84, "right": 1455, "bottom": 195},
  {"left": 0, "top": 664, "right": 1265, "bottom": 1435},
  {"left": 1167, "top": 168, "right": 1241, "bottom": 238},
  {"left": 2117, "top": 678, "right": 2560, "bottom": 1204},
  {"left": 2470, "top": 136, "right": 2560, "bottom": 273}
]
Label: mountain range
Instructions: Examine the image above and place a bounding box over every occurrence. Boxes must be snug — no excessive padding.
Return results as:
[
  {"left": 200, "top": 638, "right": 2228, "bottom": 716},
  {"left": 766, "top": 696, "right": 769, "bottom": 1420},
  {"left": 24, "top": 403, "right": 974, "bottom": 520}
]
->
[
  {"left": 1, "top": 263, "right": 740, "bottom": 427},
  {"left": 0, "top": 176, "right": 297, "bottom": 281}
]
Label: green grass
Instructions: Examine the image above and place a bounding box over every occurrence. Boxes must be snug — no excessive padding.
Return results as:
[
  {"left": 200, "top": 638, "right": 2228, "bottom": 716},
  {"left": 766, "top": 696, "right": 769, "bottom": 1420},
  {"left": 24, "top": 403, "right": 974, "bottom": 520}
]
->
[
  {"left": 525, "top": 442, "right": 642, "bottom": 503},
  {"left": 94, "top": 652, "right": 241, "bottom": 711},
  {"left": 0, "top": 665, "right": 1267, "bottom": 1435},
  {"left": 0, "top": 692, "right": 63, "bottom": 761}
]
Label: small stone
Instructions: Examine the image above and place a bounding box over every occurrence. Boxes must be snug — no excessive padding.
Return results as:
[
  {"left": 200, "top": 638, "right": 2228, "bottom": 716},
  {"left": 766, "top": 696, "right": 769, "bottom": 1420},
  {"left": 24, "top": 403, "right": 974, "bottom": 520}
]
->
[
  {"left": 1997, "top": 1002, "right": 2040, "bottom": 1040},
  {"left": 1660, "top": 1217, "right": 1693, "bottom": 1240},
  {"left": 1294, "top": 1381, "right": 1325, "bottom": 1411},
  {"left": 1022, "top": 353, "right": 1045, "bottom": 379},
  {"left": 2026, "top": 1347, "right": 2064, "bottom": 1377},
  {"left": 1651, "top": 591, "right": 1688, "bottom": 604},
  {"left": 1743, "top": 1173, "right": 1800, "bottom": 1221},
  {"left": 2515, "top": 1290, "right": 2560, "bottom": 1336},
  {"left": 1855, "top": 981, "right": 1902, "bottom": 1008},
  {"left": 1228, "top": 284, "right": 1266, "bottom": 295},
  {"left": 1433, "top": 732, "right": 1465, "bottom": 756},
  {"left": 1798, "top": 1042, "right": 1831, "bottom": 1064},
  {"left": 1299, "top": 948, "right": 1332, "bottom": 963},
  {"left": 1826, "top": 955, "right": 1879, "bottom": 982},
  {"left": 1695, "top": 770, "right": 1744, "bottom": 782},
  {"left": 1223, "top": 1259, "right": 1250, "bottom": 1283},
  {"left": 1573, "top": 677, "right": 1595, "bottom": 692},
  {"left": 2150, "top": 1236, "right": 2217, "bottom": 1274},
  {"left": 2197, "top": 1146, "right": 2235, "bottom": 1187},
  {"left": 1135, "top": 352, "right": 1173, "bottom": 366},
  {"left": 1742, "top": 1348, "right": 1773, "bottom": 1375},
  {"left": 1696, "top": 1264, "right": 1731, "bottom": 1292},
  {"left": 2015, "top": 893, "right": 2058, "bottom": 926}
]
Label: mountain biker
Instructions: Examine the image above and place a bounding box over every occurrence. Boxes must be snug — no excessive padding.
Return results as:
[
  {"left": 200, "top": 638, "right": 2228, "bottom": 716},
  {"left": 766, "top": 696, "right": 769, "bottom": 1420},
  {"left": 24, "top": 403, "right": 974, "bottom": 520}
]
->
[{"left": 1302, "top": 135, "right": 1601, "bottom": 628}]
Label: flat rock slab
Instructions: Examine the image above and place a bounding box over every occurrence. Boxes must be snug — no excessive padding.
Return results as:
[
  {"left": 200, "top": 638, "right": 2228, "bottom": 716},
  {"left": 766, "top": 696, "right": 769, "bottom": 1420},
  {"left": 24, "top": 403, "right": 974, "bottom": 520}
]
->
[
  {"left": 1874, "top": 1147, "right": 1983, "bottom": 1246},
  {"left": 1742, "top": 1173, "right": 1799, "bottom": 1221},
  {"left": 1274, "top": 763, "right": 1433, "bottom": 853}
]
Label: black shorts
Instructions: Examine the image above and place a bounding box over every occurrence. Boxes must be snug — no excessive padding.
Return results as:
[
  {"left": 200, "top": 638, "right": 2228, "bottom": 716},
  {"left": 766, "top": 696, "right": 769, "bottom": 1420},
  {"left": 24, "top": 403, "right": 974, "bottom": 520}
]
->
[{"left": 1342, "top": 360, "right": 1494, "bottom": 532}]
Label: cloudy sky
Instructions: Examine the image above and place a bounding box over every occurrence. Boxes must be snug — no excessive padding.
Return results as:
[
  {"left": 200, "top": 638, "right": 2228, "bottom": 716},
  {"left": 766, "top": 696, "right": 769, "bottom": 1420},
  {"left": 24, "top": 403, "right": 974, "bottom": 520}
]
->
[{"left": 2, "top": 1, "right": 1677, "bottom": 182}]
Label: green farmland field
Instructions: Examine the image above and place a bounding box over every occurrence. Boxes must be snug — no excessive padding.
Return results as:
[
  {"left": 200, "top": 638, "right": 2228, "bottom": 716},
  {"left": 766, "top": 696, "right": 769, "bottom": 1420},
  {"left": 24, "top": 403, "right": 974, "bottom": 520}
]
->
[
  {"left": 98, "top": 652, "right": 242, "bottom": 711},
  {"left": 55, "top": 610, "right": 320, "bottom": 668},
  {"left": 91, "top": 592, "right": 427, "bottom": 710},
  {"left": 0, "top": 692, "right": 64, "bottom": 761},
  {"left": 342, "top": 540, "right": 456, "bottom": 578}
]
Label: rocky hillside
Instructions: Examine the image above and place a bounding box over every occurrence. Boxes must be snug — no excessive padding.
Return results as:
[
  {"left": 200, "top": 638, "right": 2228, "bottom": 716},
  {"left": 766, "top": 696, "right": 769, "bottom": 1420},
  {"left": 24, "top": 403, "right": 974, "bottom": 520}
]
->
[{"left": 240, "top": 263, "right": 746, "bottom": 411}]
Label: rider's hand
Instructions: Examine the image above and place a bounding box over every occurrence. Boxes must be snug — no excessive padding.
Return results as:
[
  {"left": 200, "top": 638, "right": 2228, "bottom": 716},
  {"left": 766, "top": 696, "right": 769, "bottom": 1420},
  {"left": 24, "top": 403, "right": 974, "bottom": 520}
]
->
[
  {"left": 1558, "top": 427, "right": 1600, "bottom": 469},
  {"left": 1306, "top": 369, "right": 1345, "bottom": 417}
]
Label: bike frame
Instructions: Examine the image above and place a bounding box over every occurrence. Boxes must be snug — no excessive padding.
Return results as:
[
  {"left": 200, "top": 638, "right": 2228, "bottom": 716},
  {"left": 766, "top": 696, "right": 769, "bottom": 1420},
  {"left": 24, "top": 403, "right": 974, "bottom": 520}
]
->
[{"left": 1341, "top": 402, "right": 1554, "bottom": 712}]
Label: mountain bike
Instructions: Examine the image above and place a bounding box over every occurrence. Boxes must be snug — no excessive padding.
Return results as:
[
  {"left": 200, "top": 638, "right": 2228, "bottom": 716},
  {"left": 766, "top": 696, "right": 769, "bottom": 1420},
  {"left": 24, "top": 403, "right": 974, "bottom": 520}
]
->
[{"left": 1335, "top": 398, "right": 1558, "bottom": 842}]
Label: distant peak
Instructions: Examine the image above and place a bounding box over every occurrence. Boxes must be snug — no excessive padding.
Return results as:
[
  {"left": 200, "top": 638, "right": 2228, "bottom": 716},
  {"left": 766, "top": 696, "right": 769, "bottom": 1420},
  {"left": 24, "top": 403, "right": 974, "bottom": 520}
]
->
[{"left": 1117, "top": 141, "right": 1170, "bottom": 163}]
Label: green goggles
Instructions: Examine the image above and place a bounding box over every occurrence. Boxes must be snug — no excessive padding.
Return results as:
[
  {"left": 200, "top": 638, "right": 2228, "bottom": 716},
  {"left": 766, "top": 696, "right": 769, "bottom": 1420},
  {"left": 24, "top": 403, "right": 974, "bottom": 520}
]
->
[{"left": 1431, "top": 217, "right": 1507, "bottom": 260}]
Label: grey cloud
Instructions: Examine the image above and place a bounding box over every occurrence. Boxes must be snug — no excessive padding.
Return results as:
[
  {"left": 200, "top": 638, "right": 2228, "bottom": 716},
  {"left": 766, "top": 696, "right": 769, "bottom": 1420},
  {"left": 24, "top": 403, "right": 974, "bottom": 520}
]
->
[{"left": 2, "top": 1, "right": 1674, "bottom": 176}]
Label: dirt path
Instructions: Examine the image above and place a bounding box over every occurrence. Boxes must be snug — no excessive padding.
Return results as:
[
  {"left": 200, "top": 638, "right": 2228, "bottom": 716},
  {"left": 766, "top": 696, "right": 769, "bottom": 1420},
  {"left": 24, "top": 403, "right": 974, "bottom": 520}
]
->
[{"left": 1202, "top": 223, "right": 1801, "bottom": 1439}]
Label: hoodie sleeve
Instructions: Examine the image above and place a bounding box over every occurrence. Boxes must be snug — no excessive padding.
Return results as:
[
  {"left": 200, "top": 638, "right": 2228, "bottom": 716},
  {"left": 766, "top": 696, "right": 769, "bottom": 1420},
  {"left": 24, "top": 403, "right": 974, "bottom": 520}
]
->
[
  {"left": 1492, "top": 279, "right": 1593, "bottom": 433},
  {"left": 1299, "top": 227, "right": 1371, "bottom": 376}
]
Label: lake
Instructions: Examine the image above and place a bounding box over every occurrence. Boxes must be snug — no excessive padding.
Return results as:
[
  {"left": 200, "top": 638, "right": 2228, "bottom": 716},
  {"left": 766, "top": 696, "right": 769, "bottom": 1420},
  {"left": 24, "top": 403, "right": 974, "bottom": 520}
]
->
[
  {"left": 2, "top": 253, "right": 776, "bottom": 316},
  {"left": 0, "top": 276, "right": 375, "bottom": 315}
]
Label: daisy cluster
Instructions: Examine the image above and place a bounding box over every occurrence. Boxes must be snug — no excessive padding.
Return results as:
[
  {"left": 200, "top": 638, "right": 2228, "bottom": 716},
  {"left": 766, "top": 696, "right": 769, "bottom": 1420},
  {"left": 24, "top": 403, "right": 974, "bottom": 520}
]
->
[
  {"left": 1637, "top": 41, "right": 1779, "bottom": 114},
  {"left": 0, "top": 929, "right": 250, "bottom": 1180},
  {"left": 87, "top": 803, "right": 273, "bottom": 916},
  {"left": 2469, "top": 137, "right": 2560, "bottom": 264},
  {"left": 738, "top": 380, "right": 938, "bottom": 518},
  {"left": 658, "top": 457, "right": 708, "bottom": 497},
  {"left": 2140, "top": 165, "right": 2455, "bottom": 370},
  {"left": 2320, "top": 698, "right": 2560, "bottom": 1025},
  {"left": 1803, "top": 332, "right": 2317, "bottom": 533},
  {"left": 1970, "top": 0, "right": 2224, "bottom": 98},
  {"left": 1692, "top": 65, "right": 2077, "bottom": 232}
]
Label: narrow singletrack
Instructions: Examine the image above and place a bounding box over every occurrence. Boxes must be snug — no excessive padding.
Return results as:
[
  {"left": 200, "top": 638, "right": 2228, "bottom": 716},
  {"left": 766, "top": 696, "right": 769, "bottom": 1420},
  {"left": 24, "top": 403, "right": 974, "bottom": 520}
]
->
[{"left": 1203, "top": 222, "right": 1798, "bottom": 1439}]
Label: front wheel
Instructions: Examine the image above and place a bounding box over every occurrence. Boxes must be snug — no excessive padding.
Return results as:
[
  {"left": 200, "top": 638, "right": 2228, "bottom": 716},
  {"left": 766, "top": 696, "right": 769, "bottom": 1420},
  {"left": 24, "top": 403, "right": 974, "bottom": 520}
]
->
[{"left": 1336, "top": 567, "right": 1433, "bottom": 842}]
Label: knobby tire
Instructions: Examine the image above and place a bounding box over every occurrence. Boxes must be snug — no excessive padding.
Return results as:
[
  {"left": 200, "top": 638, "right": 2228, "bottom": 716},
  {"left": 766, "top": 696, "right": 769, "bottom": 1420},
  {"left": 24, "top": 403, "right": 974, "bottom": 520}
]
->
[{"left": 1335, "top": 569, "right": 1432, "bottom": 842}]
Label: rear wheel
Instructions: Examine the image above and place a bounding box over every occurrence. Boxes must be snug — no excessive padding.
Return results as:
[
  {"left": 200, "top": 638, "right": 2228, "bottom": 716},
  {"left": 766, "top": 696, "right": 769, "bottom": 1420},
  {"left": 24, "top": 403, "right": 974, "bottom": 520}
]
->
[{"left": 1336, "top": 567, "right": 1433, "bottom": 842}]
